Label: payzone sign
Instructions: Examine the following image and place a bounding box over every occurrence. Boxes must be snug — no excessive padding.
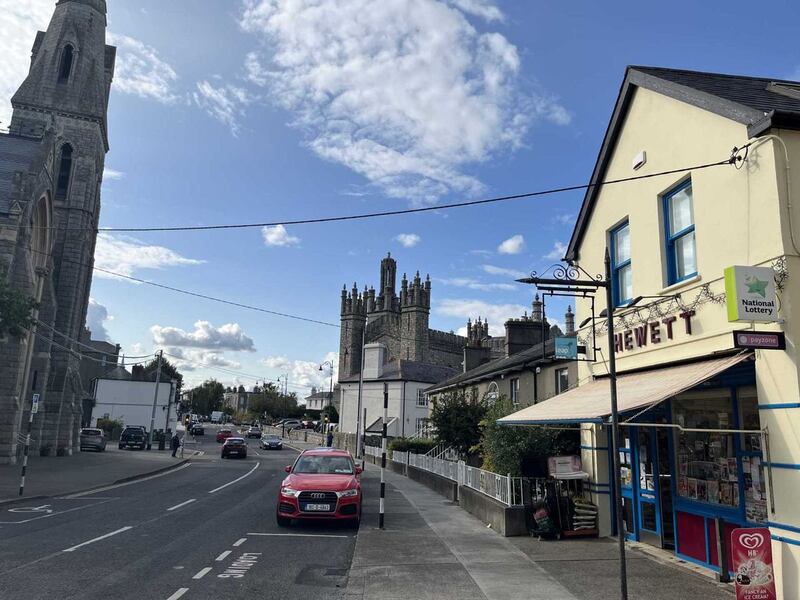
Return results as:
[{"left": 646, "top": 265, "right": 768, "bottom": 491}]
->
[
  {"left": 725, "top": 266, "right": 778, "bottom": 323},
  {"left": 731, "top": 527, "right": 776, "bottom": 600}
]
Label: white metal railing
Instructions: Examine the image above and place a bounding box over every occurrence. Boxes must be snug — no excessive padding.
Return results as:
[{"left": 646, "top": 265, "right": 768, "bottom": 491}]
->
[
  {"left": 389, "top": 450, "right": 522, "bottom": 506},
  {"left": 364, "top": 445, "right": 382, "bottom": 458}
]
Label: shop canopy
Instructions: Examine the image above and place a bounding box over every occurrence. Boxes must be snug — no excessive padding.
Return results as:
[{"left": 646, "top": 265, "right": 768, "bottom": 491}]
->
[{"left": 498, "top": 353, "right": 752, "bottom": 426}]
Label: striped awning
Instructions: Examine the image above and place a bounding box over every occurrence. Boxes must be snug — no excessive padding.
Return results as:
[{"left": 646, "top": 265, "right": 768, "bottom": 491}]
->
[{"left": 498, "top": 353, "right": 752, "bottom": 425}]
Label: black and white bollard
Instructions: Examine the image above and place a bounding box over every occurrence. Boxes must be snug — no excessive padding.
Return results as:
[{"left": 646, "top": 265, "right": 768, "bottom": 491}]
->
[{"left": 379, "top": 382, "right": 388, "bottom": 529}]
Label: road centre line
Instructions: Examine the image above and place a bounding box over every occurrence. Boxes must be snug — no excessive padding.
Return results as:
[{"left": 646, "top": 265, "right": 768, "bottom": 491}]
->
[
  {"left": 207, "top": 462, "right": 260, "bottom": 494},
  {"left": 166, "top": 588, "right": 188, "bottom": 600},
  {"left": 62, "top": 526, "right": 133, "bottom": 552},
  {"left": 232, "top": 537, "right": 247, "bottom": 547},
  {"left": 192, "top": 566, "right": 212, "bottom": 579},
  {"left": 167, "top": 499, "right": 196, "bottom": 511},
  {"left": 246, "top": 532, "right": 350, "bottom": 538}
]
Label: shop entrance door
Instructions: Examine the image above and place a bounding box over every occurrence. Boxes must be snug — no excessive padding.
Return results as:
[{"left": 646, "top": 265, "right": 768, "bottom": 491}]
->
[
  {"left": 656, "top": 428, "right": 675, "bottom": 549},
  {"left": 635, "top": 427, "right": 662, "bottom": 546}
]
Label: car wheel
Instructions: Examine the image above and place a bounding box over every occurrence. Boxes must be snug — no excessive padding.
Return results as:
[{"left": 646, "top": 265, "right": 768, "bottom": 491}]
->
[
  {"left": 118, "top": 444, "right": 124, "bottom": 450},
  {"left": 276, "top": 515, "right": 291, "bottom": 527}
]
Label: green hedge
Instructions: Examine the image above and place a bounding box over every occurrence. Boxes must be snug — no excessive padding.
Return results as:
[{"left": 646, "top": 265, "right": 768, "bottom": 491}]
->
[{"left": 388, "top": 437, "right": 437, "bottom": 455}]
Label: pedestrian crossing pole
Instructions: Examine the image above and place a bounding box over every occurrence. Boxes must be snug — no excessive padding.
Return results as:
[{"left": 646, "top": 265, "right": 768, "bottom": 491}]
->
[
  {"left": 19, "top": 393, "right": 40, "bottom": 496},
  {"left": 379, "top": 381, "right": 388, "bottom": 529}
]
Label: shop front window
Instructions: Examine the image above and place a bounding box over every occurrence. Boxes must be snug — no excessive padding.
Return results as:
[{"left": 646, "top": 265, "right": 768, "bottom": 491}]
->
[
  {"left": 673, "top": 394, "right": 738, "bottom": 507},
  {"left": 618, "top": 426, "right": 633, "bottom": 488},
  {"left": 638, "top": 429, "right": 656, "bottom": 492},
  {"left": 739, "top": 389, "right": 767, "bottom": 524}
]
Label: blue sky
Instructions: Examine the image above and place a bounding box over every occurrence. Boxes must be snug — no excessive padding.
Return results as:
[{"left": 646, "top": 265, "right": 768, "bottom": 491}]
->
[{"left": 3, "top": 0, "right": 799, "bottom": 392}]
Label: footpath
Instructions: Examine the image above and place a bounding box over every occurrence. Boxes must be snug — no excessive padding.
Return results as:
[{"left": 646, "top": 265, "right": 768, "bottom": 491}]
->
[
  {"left": 0, "top": 444, "right": 194, "bottom": 505},
  {"left": 286, "top": 438, "right": 733, "bottom": 600}
]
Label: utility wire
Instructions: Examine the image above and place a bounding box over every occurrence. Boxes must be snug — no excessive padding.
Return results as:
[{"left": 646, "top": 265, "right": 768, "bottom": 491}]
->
[
  {"left": 35, "top": 319, "right": 154, "bottom": 360},
  {"left": 51, "top": 151, "right": 744, "bottom": 233}
]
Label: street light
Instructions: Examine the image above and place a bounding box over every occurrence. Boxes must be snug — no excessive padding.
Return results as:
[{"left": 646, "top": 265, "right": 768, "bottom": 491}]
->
[{"left": 319, "top": 361, "right": 334, "bottom": 412}]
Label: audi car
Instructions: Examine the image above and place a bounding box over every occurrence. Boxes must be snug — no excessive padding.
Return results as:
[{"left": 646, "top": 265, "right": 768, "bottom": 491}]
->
[
  {"left": 276, "top": 448, "right": 362, "bottom": 527},
  {"left": 221, "top": 437, "right": 248, "bottom": 459}
]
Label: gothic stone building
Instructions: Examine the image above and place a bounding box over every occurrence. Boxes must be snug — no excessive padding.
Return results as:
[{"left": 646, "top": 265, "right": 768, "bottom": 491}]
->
[{"left": 0, "top": 0, "right": 114, "bottom": 463}]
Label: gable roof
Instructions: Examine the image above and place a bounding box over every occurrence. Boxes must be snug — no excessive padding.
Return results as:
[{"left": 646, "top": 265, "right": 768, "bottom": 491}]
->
[
  {"left": 426, "top": 338, "right": 570, "bottom": 394},
  {"left": 566, "top": 66, "right": 800, "bottom": 262}
]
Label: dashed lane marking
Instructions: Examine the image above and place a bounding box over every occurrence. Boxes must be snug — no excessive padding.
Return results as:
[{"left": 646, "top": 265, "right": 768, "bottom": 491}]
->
[
  {"left": 207, "top": 462, "right": 260, "bottom": 494},
  {"left": 246, "top": 532, "right": 351, "bottom": 538},
  {"left": 192, "top": 566, "right": 212, "bottom": 580},
  {"left": 62, "top": 526, "right": 133, "bottom": 553},
  {"left": 232, "top": 537, "right": 247, "bottom": 547},
  {"left": 167, "top": 499, "right": 196, "bottom": 511},
  {"left": 166, "top": 588, "right": 188, "bottom": 600},
  {"left": 215, "top": 550, "right": 232, "bottom": 561}
]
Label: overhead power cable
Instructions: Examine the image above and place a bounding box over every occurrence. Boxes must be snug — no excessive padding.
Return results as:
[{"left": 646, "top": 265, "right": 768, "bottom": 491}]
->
[{"left": 54, "top": 148, "right": 746, "bottom": 233}]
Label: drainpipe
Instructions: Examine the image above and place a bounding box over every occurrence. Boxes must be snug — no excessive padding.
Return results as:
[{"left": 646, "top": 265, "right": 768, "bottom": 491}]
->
[{"left": 401, "top": 381, "right": 406, "bottom": 437}]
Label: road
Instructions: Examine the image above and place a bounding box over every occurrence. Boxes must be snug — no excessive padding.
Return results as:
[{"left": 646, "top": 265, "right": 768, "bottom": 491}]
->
[{"left": 0, "top": 425, "right": 357, "bottom": 600}]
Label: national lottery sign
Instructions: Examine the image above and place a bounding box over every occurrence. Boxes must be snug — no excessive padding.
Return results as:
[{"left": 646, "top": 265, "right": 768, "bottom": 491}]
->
[
  {"left": 731, "top": 527, "right": 776, "bottom": 600},
  {"left": 724, "top": 266, "right": 778, "bottom": 323}
]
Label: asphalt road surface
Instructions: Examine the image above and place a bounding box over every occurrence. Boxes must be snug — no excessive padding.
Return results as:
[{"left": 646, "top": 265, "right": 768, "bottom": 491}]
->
[{"left": 0, "top": 425, "right": 357, "bottom": 600}]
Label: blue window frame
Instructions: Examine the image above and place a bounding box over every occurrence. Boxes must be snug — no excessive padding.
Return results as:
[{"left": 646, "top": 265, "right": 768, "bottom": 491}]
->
[
  {"left": 610, "top": 220, "right": 632, "bottom": 307},
  {"left": 663, "top": 180, "right": 697, "bottom": 285}
]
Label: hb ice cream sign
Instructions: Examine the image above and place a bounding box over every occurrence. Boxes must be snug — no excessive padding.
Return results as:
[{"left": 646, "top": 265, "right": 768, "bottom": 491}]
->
[
  {"left": 725, "top": 266, "right": 778, "bottom": 323},
  {"left": 731, "top": 527, "right": 776, "bottom": 600}
]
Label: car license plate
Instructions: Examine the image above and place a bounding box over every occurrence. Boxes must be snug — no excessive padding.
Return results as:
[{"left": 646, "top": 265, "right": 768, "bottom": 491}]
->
[{"left": 305, "top": 503, "right": 330, "bottom": 511}]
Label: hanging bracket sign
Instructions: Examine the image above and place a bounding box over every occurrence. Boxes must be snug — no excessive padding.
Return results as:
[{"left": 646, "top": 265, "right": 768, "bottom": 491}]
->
[
  {"left": 733, "top": 331, "right": 785, "bottom": 351},
  {"left": 725, "top": 266, "right": 778, "bottom": 323}
]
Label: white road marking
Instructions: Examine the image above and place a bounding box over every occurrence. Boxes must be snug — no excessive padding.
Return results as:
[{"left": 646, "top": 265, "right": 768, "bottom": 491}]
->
[
  {"left": 0, "top": 499, "right": 117, "bottom": 524},
  {"left": 246, "top": 532, "right": 350, "bottom": 538},
  {"left": 166, "top": 498, "right": 196, "bottom": 511},
  {"left": 232, "top": 537, "right": 247, "bottom": 547},
  {"left": 193, "top": 566, "right": 212, "bottom": 579},
  {"left": 216, "top": 550, "right": 232, "bottom": 561},
  {"left": 166, "top": 588, "right": 189, "bottom": 600},
  {"left": 207, "top": 462, "right": 260, "bottom": 494},
  {"left": 62, "top": 526, "right": 133, "bottom": 552},
  {"left": 63, "top": 462, "right": 192, "bottom": 498}
]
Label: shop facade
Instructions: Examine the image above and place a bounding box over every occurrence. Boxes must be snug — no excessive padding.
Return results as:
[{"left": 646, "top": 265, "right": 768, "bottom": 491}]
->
[{"left": 501, "top": 66, "right": 800, "bottom": 598}]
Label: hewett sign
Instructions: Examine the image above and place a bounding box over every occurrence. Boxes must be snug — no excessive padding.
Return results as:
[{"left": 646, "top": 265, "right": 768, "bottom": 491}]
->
[
  {"left": 731, "top": 527, "right": 776, "bottom": 600},
  {"left": 614, "top": 311, "right": 695, "bottom": 354},
  {"left": 725, "top": 266, "right": 778, "bottom": 323}
]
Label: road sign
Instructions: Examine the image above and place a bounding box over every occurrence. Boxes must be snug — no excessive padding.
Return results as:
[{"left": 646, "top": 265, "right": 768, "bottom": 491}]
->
[
  {"left": 31, "top": 393, "right": 40, "bottom": 414},
  {"left": 731, "top": 527, "right": 776, "bottom": 600},
  {"left": 733, "top": 331, "right": 786, "bottom": 350}
]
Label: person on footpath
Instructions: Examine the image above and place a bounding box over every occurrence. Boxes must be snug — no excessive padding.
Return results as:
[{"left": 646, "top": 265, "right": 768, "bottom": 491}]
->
[
  {"left": 326, "top": 429, "right": 334, "bottom": 447},
  {"left": 171, "top": 431, "right": 181, "bottom": 457}
]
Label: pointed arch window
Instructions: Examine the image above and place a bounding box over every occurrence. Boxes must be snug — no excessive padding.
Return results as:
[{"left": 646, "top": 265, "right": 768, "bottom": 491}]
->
[
  {"left": 55, "top": 144, "right": 73, "bottom": 201},
  {"left": 58, "top": 45, "right": 74, "bottom": 83}
]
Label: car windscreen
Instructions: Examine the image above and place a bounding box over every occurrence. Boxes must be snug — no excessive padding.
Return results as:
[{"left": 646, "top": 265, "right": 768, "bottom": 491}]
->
[
  {"left": 293, "top": 455, "right": 353, "bottom": 475},
  {"left": 82, "top": 429, "right": 102, "bottom": 436},
  {"left": 226, "top": 439, "right": 245, "bottom": 445},
  {"left": 264, "top": 435, "right": 280, "bottom": 441}
]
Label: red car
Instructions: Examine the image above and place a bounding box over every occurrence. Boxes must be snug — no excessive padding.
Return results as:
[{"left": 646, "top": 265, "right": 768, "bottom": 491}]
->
[
  {"left": 276, "top": 448, "right": 362, "bottom": 527},
  {"left": 216, "top": 428, "right": 234, "bottom": 443}
]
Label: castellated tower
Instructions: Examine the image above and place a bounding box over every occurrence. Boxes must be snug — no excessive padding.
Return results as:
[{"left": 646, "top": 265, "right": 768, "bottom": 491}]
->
[
  {"left": 400, "top": 271, "right": 430, "bottom": 361},
  {"left": 339, "top": 283, "right": 367, "bottom": 379},
  {"left": 9, "top": 0, "right": 115, "bottom": 455}
]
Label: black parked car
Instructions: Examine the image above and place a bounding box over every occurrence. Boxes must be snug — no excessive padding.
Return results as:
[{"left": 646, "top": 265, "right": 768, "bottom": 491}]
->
[
  {"left": 190, "top": 423, "right": 204, "bottom": 436},
  {"left": 119, "top": 426, "right": 147, "bottom": 450}
]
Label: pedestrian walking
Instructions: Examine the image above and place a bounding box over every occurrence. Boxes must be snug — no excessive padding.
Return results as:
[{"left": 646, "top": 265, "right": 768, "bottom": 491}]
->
[
  {"left": 326, "top": 430, "right": 333, "bottom": 447},
  {"left": 171, "top": 431, "right": 181, "bottom": 457}
]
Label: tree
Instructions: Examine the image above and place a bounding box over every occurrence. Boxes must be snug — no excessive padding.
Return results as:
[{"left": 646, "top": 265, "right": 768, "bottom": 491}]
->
[
  {"left": 322, "top": 404, "right": 339, "bottom": 424},
  {"left": 0, "top": 261, "right": 38, "bottom": 339},
  {"left": 429, "top": 390, "right": 486, "bottom": 455},
  {"left": 143, "top": 356, "right": 184, "bottom": 398},
  {"left": 187, "top": 379, "right": 225, "bottom": 415},
  {"left": 478, "top": 395, "right": 579, "bottom": 476}
]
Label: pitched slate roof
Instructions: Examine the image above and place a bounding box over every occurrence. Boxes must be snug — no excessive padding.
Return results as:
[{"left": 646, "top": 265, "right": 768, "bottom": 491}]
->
[
  {"left": 0, "top": 133, "right": 43, "bottom": 214},
  {"left": 426, "top": 338, "right": 567, "bottom": 394},
  {"left": 566, "top": 66, "right": 800, "bottom": 262},
  {"left": 339, "top": 359, "right": 458, "bottom": 384}
]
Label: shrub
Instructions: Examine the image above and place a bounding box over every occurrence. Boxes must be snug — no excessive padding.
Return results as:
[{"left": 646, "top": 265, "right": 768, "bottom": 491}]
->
[
  {"left": 388, "top": 437, "right": 437, "bottom": 455},
  {"left": 96, "top": 417, "right": 123, "bottom": 440}
]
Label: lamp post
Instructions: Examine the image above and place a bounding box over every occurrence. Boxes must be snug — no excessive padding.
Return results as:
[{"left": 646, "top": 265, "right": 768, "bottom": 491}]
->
[{"left": 318, "top": 360, "right": 334, "bottom": 413}]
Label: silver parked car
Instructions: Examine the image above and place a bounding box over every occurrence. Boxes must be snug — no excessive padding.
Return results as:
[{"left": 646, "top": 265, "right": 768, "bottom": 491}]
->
[{"left": 79, "top": 428, "right": 107, "bottom": 452}]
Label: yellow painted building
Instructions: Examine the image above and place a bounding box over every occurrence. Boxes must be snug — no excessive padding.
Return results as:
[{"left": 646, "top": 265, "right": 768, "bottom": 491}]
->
[{"left": 500, "top": 66, "right": 800, "bottom": 597}]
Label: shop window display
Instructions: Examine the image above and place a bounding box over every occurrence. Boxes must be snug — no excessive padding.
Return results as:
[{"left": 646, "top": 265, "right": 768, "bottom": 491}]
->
[{"left": 739, "top": 390, "right": 767, "bottom": 523}]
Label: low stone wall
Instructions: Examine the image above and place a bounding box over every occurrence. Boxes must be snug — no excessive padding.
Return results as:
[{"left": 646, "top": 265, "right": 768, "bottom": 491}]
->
[
  {"left": 458, "top": 485, "right": 528, "bottom": 537},
  {"left": 406, "top": 464, "right": 458, "bottom": 502}
]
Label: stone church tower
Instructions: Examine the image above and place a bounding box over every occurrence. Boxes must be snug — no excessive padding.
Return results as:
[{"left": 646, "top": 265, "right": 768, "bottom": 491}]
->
[{"left": 0, "top": 0, "right": 114, "bottom": 462}]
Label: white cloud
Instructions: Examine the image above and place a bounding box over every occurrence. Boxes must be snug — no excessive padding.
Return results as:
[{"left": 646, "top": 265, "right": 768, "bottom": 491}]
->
[
  {"left": 103, "top": 168, "right": 125, "bottom": 181},
  {"left": 193, "top": 80, "right": 251, "bottom": 136},
  {"left": 262, "top": 224, "right": 300, "bottom": 247},
  {"left": 0, "top": 2, "right": 53, "bottom": 127},
  {"left": 544, "top": 241, "right": 567, "bottom": 261},
  {"left": 86, "top": 298, "right": 112, "bottom": 342},
  {"left": 151, "top": 321, "right": 256, "bottom": 352},
  {"left": 164, "top": 347, "right": 242, "bottom": 372},
  {"left": 262, "top": 352, "right": 339, "bottom": 390},
  {"left": 436, "top": 298, "right": 526, "bottom": 335},
  {"left": 94, "top": 233, "right": 204, "bottom": 280},
  {"left": 438, "top": 277, "right": 516, "bottom": 292},
  {"left": 554, "top": 213, "right": 574, "bottom": 226},
  {"left": 395, "top": 233, "right": 421, "bottom": 248},
  {"left": 107, "top": 33, "right": 179, "bottom": 103},
  {"left": 497, "top": 234, "right": 525, "bottom": 255},
  {"left": 239, "top": 0, "right": 568, "bottom": 203},
  {"left": 447, "top": 0, "right": 504, "bottom": 21},
  {"left": 480, "top": 264, "right": 526, "bottom": 279}
]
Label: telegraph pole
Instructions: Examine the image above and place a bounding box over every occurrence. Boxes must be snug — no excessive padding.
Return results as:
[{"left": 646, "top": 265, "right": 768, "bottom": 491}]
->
[
  {"left": 18, "top": 394, "right": 40, "bottom": 496},
  {"left": 147, "top": 350, "right": 163, "bottom": 450},
  {"left": 379, "top": 382, "right": 388, "bottom": 528}
]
